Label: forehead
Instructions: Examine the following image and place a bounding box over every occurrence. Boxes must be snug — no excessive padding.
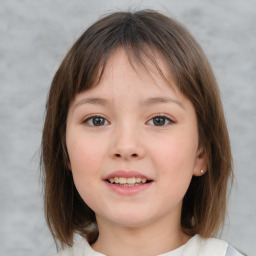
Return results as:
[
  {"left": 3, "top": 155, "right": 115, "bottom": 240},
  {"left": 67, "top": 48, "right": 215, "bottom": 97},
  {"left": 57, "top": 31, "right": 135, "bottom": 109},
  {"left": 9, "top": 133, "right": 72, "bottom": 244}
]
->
[
  {"left": 71, "top": 48, "right": 192, "bottom": 111},
  {"left": 81, "top": 47, "right": 179, "bottom": 98}
]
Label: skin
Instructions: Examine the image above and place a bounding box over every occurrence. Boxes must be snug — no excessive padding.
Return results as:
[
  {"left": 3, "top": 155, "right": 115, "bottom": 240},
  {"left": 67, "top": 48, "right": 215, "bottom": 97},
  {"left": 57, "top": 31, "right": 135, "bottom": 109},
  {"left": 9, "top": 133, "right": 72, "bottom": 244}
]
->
[{"left": 66, "top": 48, "right": 207, "bottom": 256}]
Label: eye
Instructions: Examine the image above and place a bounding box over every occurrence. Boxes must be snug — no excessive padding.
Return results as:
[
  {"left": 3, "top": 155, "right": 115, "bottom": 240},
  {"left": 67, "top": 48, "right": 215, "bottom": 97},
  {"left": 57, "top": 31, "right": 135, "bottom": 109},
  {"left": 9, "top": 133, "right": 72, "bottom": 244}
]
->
[
  {"left": 147, "top": 115, "right": 174, "bottom": 126},
  {"left": 83, "top": 115, "right": 109, "bottom": 126}
]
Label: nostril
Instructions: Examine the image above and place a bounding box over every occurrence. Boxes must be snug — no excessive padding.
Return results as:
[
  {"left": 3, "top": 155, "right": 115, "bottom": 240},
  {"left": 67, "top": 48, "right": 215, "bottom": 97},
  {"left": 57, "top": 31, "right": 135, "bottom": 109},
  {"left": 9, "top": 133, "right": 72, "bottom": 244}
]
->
[{"left": 114, "top": 153, "right": 138, "bottom": 158}]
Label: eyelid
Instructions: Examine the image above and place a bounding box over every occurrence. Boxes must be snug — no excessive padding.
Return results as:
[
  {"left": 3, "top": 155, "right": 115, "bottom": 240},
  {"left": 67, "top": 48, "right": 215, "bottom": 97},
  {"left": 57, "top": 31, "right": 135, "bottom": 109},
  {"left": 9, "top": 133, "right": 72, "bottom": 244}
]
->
[
  {"left": 81, "top": 113, "right": 175, "bottom": 126},
  {"left": 146, "top": 113, "right": 175, "bottom": 125},
  {"left": 82, "top": 114, "right": 110, "bottom": 126}
]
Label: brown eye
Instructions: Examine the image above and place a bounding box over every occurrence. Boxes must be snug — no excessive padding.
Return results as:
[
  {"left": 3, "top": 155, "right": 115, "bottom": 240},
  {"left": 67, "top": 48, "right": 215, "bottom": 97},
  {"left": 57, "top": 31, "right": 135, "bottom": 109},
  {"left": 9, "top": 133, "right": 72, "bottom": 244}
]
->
[
  {"left": 153, "top": 117, "right": 165, "bottom": 126},
  {"left": 92, "top": 117, "right": 105, "bottom": 126},
  {"left": 83, "top": 116, "right": 109, "bottom": 126},
  {"left": 148, "top": 115, "right": 174, "bottom": 126}
]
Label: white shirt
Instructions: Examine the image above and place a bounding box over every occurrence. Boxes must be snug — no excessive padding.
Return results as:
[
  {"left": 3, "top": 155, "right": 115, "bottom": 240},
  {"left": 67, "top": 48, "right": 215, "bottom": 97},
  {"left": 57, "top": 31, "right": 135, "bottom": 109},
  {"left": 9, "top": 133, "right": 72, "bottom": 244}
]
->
[{"left": 57, "top": 235, "right": 244, "bottom": 256}]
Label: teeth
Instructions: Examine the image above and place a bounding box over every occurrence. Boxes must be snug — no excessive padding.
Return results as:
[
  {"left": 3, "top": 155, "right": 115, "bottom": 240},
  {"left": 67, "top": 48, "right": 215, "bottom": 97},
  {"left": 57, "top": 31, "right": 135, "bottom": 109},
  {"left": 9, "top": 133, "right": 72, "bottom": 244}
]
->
[
  {"left": 107, "top": 177, "right": 148, "bottom": 185},
  {"left": 127, "top": 177, "right": 135, "bottom": 184},
  {"left": 135, "top": 177, "right": 142, "bottom": 183},
  {"left": 119, "top": 177, "right": 126, "bottom": 184}
]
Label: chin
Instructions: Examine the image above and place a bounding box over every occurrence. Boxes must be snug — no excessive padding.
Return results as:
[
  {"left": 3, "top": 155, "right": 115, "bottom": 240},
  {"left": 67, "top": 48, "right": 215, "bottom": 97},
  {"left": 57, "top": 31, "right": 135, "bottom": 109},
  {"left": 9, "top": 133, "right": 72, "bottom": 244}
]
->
[
  {"left": 106, "top": 213, "right": 155, "bottom": 228},
  {"left": 95, "top": 204, "right": 161, "bottom": 228}
]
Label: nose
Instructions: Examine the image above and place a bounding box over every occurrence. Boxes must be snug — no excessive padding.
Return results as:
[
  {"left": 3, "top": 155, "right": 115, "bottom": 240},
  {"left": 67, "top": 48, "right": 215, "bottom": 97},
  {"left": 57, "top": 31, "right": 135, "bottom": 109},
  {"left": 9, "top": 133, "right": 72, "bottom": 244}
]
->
[{"left": 109, "top": 125, "right": 146, "bottom": 160}]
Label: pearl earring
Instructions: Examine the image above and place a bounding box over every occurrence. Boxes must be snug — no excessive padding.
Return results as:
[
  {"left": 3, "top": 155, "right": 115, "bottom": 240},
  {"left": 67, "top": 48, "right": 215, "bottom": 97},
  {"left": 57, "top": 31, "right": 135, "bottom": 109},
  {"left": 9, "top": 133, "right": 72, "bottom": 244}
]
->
[{"left": 200, "top": 169, "right": 204, "bottom": 174}]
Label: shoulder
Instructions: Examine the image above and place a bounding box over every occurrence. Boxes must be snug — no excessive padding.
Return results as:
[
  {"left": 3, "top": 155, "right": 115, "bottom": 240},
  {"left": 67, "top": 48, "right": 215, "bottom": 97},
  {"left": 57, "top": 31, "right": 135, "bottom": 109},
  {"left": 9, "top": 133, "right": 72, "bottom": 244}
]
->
[
  {"left": 56, "top": 239, "right": 84, "bottom": 256},
  {"left": 56, "top": 237, "right": 100, "bottom": 256},
  {"left": 182, "top": 235, "right": 244, "bottom": 256},
  {"left": 57, "top": 246, "right": 73, "bottom": 256},
  {"left": 57, "top": 237, "right": 94, "bottom": 256},
  {"left": 225, "top": 245, "right": 246, "bottom": 256}
]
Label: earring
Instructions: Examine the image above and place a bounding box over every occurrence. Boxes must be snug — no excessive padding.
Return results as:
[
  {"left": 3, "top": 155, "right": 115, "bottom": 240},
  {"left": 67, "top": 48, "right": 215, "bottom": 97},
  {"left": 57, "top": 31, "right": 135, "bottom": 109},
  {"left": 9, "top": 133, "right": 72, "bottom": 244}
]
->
[{"left": 200, "top": 169, "right": 204, "bottom": 174}]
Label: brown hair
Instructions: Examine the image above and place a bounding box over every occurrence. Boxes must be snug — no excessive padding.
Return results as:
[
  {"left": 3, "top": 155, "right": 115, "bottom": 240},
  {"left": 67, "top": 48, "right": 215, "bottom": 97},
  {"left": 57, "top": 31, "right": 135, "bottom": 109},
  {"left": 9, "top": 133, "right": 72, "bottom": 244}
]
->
[{"left": 41, "top": 10, "right": 233, "bottom": 249}]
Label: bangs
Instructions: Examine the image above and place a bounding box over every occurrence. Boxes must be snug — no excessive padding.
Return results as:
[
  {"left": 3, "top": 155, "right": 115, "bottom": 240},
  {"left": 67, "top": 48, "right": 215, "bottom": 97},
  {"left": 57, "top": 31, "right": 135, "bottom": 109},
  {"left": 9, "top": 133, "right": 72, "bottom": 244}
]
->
[{"left": 65, "top": 11, "right": 182, "bottom": 101}]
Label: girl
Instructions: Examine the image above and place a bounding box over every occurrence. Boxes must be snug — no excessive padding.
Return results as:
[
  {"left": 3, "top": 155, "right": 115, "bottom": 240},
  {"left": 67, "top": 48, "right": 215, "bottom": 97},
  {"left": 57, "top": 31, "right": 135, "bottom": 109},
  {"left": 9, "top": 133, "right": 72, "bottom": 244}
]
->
[{"left": 41, "top": 10, "right": 244, "bottom": 256}]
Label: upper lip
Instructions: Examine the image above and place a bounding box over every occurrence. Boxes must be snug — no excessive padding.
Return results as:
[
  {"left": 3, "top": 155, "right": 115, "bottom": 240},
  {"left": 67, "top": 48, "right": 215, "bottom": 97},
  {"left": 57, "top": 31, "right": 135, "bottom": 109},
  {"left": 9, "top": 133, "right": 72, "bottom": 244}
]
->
[{"left": 104, "top": 170, "right": 152, "bottom": 181}]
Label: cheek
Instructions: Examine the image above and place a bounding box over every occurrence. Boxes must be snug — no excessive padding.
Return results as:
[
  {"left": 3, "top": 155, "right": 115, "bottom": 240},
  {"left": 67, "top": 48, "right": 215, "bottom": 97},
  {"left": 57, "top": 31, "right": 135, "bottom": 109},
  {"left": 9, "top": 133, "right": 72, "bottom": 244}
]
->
[
  {"left": 151, "top": 136, "right": 197, "bottom": 168},
  {"left": 67, "top": 138, "right": 103, "bottom": 209},
  {"left": 149, "top": 130, "right": 198, "bottom": 186},
  {"left": 67, "top": 136, "right": 102, "bottom": 187},
  {"left": 68, "top": 134, "right": 103, "bottom": 171}
]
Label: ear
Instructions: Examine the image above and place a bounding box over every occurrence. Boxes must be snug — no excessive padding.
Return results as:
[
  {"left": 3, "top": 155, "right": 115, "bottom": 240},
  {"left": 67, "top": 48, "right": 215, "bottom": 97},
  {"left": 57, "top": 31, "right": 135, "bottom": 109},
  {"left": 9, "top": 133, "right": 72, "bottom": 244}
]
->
[
  {"left": 67, "top": 161, "right": 72, "bottom": 171},
  {"left": 193, "top": 146, "right": 207, "bottom": 176},
  {"left": 64, "top": 146, "right": 72, "bottom": 171}
]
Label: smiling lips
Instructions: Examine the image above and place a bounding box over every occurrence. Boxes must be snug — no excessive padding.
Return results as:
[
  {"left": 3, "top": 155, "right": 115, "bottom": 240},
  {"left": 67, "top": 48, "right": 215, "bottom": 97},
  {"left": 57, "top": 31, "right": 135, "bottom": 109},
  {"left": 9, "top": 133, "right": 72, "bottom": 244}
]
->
[
  {"left": 104, "top": 170, "right": 153, "bottom": 191},
  {"left": 108, "top": 177, "right": 147, "bottom": 186}
]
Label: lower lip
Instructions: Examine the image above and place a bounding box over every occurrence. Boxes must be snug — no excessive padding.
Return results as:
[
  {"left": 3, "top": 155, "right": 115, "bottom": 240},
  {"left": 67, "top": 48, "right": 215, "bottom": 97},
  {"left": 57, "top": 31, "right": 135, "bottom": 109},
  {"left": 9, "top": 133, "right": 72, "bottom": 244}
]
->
[{"left": 104, "top": 181, "right": 152, "bottom": 195}]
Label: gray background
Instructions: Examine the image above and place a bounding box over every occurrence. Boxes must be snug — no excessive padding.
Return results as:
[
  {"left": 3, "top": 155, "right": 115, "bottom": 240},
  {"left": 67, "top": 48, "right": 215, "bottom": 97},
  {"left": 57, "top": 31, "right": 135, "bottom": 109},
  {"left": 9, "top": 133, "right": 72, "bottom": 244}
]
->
[{"left": 0, "top": 0, "right": 255, "bottom": 255}]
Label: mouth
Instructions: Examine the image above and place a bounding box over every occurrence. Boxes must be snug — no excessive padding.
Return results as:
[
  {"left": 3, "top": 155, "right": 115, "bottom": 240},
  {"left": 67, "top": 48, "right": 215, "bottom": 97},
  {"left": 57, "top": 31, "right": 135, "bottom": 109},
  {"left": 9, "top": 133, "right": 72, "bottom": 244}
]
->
[
  {"left": 103, "top": 170, "right": 153, "bottom": 194},
  {"left": 106, "top": 177, "right": 152, "bottom": 186}
]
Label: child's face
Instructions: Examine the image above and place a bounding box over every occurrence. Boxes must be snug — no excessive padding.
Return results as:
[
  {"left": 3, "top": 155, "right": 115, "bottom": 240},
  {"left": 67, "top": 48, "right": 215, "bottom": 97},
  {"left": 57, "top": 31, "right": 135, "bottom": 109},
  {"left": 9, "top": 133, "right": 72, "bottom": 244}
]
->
[{"left": 66, "top": 48, "right": 206, "bottom": 229}]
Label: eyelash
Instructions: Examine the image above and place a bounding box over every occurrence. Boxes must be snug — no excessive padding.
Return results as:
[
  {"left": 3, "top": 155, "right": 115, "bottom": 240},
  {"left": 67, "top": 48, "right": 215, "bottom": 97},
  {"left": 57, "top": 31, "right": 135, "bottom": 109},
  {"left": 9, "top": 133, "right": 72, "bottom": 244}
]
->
[
  {"left": 148, "top": 114, "right": 174, "bottom": 126},
  {"left": 82, "top": 114, "right": 109, "bottom": 127},
  {"left": 82, "top": 114, "right": 175, "bottom": 127}
]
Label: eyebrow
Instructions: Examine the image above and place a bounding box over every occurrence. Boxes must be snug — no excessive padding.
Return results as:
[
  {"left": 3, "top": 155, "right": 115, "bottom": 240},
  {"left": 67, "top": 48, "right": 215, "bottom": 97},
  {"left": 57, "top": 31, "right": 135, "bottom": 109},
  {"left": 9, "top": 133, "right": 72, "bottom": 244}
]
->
[
  {"left": 73, "top": 96, "right": 185, "bottom": 110},
  {"left": 74, "top": 97, "right": 109, "bottom": 109},
  {"left": 140, "top": 97, "right": 185, "bottom": 110}
]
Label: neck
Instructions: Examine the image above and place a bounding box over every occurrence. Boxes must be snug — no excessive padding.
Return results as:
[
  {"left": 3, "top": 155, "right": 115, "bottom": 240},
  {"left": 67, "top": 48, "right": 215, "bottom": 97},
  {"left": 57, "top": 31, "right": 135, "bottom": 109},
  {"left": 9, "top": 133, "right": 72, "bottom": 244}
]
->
[{"left": 92, "top": 216, "right": 190, "bottom": 256}]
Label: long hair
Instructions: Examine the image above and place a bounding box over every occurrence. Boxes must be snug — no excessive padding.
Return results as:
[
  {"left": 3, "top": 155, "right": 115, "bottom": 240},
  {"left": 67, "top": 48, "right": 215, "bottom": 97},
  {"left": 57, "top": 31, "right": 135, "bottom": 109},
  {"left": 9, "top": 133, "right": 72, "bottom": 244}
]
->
[{"left": 41, "top": 10, "right": 233, "bottom": 249}]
